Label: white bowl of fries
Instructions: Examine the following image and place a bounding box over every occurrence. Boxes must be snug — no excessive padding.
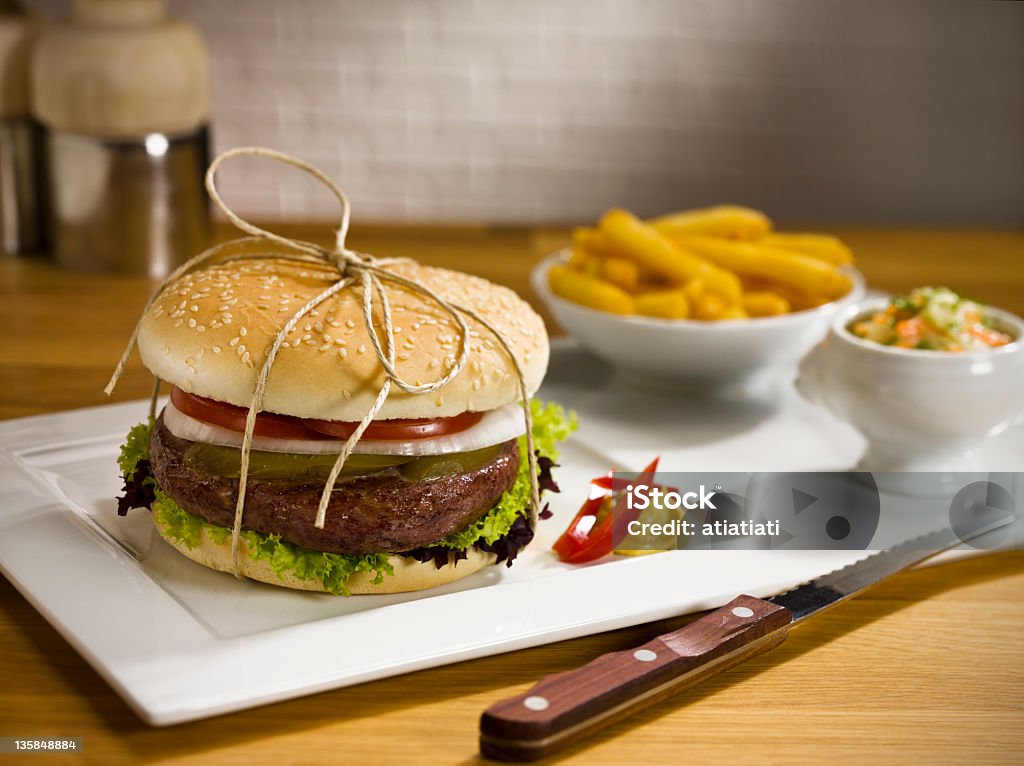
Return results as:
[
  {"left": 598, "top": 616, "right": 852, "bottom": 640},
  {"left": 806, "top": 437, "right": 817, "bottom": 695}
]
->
[{"left": 532, "top": 205, "right": 866, "bottom": 387}]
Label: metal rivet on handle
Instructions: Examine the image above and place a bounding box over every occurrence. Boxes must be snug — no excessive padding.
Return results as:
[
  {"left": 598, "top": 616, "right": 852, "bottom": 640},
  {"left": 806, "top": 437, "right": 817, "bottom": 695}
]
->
[
  {"left": 523, "top": 696, "right": 549, "bottom": 711},
  {"left": 732, "top": 606, "right": 755, "bottom": 618},
  {"left": 633, "top": 649, "right": 657, "bottom": 662}
]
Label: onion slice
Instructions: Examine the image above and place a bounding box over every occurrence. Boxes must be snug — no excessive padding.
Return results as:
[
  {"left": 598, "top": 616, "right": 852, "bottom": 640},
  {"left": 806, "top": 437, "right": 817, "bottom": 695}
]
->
[{"left": 162, "top": 400, "right": 526, "bottom": 456}]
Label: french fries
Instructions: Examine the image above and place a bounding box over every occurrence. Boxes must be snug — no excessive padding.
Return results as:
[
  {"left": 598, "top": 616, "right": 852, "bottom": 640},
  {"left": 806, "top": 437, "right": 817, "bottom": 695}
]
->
[
  {"left": 694, "top": 292, "right": 728, "bottom": 321},
  {"left": 635, "top": 289, "right": 690, "bottom": 319},
  {"left": 760, "top": 232, "right": 853, "bottom": 266},
  {"left": 599, "top": 208, "right": 703, "bottom": 283},
  {"left": 547, "top": 205, "right": 855, "bottom": 322},
  {"left": 599, "top": 209, "right": 742, "bottom": 303},
  {"left": 648, "top": 205, "right": 772, "bottom": 240},
  {"left": 673, "top": 235, "right": 848, "bottom": 299},
  {"left": 742, "top": 291, "right": 791, "bottom": 317},
  {"left": 548, "top": 265, "right": 634, "bottom": 315},
  {"left": 600, "top": 257, "right": 639, "bottom": 292}
]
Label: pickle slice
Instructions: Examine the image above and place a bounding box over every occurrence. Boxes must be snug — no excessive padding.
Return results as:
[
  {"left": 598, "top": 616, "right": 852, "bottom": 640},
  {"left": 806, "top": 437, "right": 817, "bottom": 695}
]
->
[
  {"left": 398, "top": 444, "right": 502, "bottom": 482},
  {"left": 184, "top": 443, "right": 411, "bottom": 480}
]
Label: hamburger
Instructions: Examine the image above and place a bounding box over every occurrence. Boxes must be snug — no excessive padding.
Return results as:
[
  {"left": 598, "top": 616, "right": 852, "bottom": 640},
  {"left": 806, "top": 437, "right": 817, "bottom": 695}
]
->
[{"left": 116, "top": 257, "right": 574, "bottom": 595}]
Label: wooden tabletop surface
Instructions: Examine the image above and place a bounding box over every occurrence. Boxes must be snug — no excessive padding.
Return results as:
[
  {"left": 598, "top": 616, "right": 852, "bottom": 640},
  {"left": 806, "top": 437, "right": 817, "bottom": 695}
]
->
[{"left": 1, "top": 224, "right": 1022, "bottom": 765}]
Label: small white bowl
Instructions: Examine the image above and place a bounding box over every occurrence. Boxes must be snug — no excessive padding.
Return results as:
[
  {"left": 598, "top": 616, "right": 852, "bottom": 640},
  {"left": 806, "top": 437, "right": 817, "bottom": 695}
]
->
[
  {"left": 796, "top": 298, "right": 1024, "bottom": 473},
  {"left": 531, "top": 252, "right": 866, "bottom": 388}
]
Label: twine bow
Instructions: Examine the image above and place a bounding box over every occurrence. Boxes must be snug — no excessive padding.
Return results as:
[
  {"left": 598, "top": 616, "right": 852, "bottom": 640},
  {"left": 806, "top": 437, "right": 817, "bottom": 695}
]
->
[{"left": 106, "top": 146, "right": 540, "bottom": 578}]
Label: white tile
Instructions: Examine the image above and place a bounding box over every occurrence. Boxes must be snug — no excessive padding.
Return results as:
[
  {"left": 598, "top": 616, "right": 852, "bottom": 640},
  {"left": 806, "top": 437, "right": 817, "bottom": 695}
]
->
[{"left": 22, "top": 0, "right": 1013, "bottom": 224}]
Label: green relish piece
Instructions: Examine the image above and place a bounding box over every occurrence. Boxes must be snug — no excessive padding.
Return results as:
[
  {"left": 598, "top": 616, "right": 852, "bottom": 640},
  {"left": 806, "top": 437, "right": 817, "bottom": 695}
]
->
[
  {"left": 184, "top": 443, "right": 412, "bottom": 480},
  {"left": 398, "top": 444, "right": 503, "bottom": 482}
]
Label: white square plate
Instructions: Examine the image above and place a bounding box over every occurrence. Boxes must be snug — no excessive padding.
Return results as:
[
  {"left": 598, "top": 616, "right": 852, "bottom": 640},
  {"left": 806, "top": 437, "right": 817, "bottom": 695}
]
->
[{"left": 1, "top": 341, "right": 1019, "bottom": 725}]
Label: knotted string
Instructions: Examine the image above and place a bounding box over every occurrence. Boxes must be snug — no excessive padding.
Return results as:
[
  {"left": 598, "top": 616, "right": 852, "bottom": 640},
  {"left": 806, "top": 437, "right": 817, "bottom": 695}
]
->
[{"left": 106, "top": 146, "right": 540, "bottom": 578}]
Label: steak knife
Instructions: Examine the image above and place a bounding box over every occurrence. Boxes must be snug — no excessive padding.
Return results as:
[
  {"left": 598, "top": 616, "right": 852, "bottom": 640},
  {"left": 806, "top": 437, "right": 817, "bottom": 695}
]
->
[{"left": 479, "top": 513, "right": 1013, "bottom": 761}]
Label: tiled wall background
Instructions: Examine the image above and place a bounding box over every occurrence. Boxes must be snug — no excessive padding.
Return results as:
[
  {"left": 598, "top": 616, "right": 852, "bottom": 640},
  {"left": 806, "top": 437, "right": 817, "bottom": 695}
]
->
[{"left": 29, "top": 0, "right": 1024, "bottom": 225}]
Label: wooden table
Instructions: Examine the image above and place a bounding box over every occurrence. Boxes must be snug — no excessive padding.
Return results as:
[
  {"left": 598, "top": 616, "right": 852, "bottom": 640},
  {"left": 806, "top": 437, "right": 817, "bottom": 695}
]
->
[{"left": 1, "top": 225, "right": 1022, "bottom": 765}]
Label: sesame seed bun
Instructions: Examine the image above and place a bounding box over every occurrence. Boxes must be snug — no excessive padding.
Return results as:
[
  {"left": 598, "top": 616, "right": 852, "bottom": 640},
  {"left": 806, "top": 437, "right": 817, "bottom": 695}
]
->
[
  {"left": 153, "top": 514, "right": 497, "bottom": 594},
  {"left": 137, "top": 258, "right": 549, "bottom": 420}
]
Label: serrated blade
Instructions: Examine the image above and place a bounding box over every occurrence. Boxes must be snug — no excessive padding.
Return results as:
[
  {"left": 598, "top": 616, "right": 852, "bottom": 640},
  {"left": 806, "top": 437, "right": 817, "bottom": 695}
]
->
[{"left": 771, "top": 509, "right": 1015, "bottom": 622}]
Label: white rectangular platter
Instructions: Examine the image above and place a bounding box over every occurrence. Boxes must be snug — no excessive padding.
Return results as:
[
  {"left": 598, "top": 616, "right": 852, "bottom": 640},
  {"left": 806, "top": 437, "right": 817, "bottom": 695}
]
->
[{"left": 1, "top": 340, "right": 1020, "bottom": 725}]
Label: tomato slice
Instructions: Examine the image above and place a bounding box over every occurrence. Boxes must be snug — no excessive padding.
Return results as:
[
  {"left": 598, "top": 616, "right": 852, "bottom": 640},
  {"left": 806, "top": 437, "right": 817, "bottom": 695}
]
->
[
  {"left": 169, "top": 387, "right": 484, "bottom": 442},
  {"left": 171, "top": 388, "right": 328, "bottom": 440},
  {"left": 303, "top": 410, "right": 483, "bottom": 440}
]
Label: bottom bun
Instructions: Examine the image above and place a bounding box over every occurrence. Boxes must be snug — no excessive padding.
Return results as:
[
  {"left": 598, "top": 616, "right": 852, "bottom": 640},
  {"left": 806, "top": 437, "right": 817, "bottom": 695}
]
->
[{"left": 153, "top": 515, "right": 497, "bottom": 595}]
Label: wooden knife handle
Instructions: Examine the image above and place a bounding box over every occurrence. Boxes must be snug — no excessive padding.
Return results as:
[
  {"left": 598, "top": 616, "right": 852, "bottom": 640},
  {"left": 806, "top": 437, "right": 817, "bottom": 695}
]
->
[{"left": 479, "top": 595, "right": 793, "bottom": 762}]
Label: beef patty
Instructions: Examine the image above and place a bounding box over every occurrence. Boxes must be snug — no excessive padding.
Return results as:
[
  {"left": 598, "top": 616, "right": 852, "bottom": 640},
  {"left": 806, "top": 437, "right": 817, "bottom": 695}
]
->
[{"left": 149, "top": 414, "right": 520, "bottom": 554}]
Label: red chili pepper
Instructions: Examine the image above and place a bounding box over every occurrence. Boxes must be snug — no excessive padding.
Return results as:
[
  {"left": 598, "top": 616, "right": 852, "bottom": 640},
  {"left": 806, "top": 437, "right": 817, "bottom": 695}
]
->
[{"left": 552, "top": 457, "right": 660, "bottom": 564}]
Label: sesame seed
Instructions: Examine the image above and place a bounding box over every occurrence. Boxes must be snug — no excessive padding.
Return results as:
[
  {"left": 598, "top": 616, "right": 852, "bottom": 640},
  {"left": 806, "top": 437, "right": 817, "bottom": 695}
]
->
[
  {"left": 345, "top": 319, "right": 355, "bottom": 328},
  {"left": 185, "top": 357, "right": 195, "bottom": 366},
  {"left": 174, "top": 319, "right": 183, "bottom": 327},
  {"left": 358, "top": 344, "right": 366, "bottom": 354},
  {"left": 342, "top": 390, "right": 351, "bottom": 400},
  {"left": 338, "top": 348, "right": 348, "bottom": 358},
  {"left": 398, "top": 352, "right": 410, "bottom": 361},
  {"left": 472, "top": 379, "right": 481, "bottom": 391},
  {"left": 212, "top": 346, "right": 221, "bottom": 353},
  {"left": 190, "top": 305, "right": 199, "bottom": 313},
  {"left": 229, "top": 337, "right": 240, "bottom": 347},
  {"left": 242, "top": 351, "right": 251, "bottom": 364},
  {"left": 318, "top": 343, "right": 331, "bottom": 352},
  {"left": 188, "top": 318, "right": 197, "bottom": 328},
  {"left": 239, "top": 327, "right": 247, "bottom": 337}
]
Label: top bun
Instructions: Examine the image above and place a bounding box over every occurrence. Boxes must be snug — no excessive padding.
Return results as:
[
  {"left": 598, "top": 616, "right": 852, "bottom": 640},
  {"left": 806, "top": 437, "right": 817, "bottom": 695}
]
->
[{"left": 137, "top": 258, "right": 549, "bottom": 420}]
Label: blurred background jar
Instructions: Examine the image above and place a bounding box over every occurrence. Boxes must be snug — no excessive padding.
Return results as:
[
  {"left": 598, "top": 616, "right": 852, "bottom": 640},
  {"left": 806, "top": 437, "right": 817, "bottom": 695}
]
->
[
  {"left": 0, "top": 2, "right": 42, "bottom": 256},
  {"left": 30, "top": 0, "right": 209, "bottom": 276}
]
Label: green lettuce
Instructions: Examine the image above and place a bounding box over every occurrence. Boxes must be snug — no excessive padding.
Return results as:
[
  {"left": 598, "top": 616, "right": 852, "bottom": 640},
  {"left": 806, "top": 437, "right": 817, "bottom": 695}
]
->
[
  {"left": 120, "top": 399, "right": 576, "bottom": 595},
  {"left": 433, "top": 399, "right": 577, "bottom": 550},
  {"left": 151, "top": 489, "right": 392, "bottom": 596},
  {"left": 117, "top": 417, "right": 154, "bottom": 477}
]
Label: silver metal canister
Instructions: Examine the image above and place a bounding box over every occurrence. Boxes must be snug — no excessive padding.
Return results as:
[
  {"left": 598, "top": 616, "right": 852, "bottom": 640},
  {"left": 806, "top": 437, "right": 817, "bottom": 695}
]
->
[
  {"left": 43, "top": 127, "right": 209, "bottom": 277},
  {"left": 0, "top": 118, "right": 42, "bottom": 255},
  {"left": 31, "top": 0, "right": 211, "bottom": 276},
  {"left": 0, "top": 6, "right": 42, "bottom": 256}
]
